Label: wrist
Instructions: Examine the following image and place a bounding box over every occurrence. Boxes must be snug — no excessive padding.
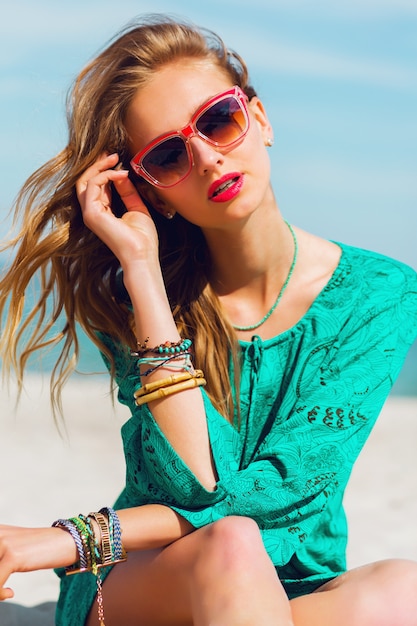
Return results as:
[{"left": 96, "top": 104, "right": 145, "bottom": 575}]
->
[
  {"left": 52, "top": 508, "right": 127, "bottom": 574},
  {"left": 122, "top": 262, "right": 166, "bottom": 296},
  {"left": 121, "top": 254, "right": 162, "bottom": 281},
  {"left": 46, "top": 526, "right": 79, "bottom": 569}
]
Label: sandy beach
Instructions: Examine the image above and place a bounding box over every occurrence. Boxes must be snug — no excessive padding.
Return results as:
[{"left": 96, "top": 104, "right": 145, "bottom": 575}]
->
[{"left": 0, "top": 375, "right": 416, "bottom": 607}]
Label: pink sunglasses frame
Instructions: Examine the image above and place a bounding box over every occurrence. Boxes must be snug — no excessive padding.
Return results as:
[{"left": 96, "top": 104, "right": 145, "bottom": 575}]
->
[{"left": 129, "top": 85, "right": 250, "bottom": 188}]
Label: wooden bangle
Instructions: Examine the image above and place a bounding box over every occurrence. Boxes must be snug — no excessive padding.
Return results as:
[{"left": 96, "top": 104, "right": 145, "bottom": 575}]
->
[
  {"left": 134, "top": 377, "right": 206, "bottom": 406},
  {"left": 134, "top": 370, "right": 204, "bottom": 399}
]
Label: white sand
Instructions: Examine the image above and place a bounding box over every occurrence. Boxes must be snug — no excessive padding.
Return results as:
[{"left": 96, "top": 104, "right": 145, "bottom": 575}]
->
[{"left": 0, "top": 375, "right": 416, "bottom": 607}]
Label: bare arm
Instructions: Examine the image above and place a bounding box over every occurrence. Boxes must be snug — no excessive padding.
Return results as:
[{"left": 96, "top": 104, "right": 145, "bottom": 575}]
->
[
  {"left": 0, "top": 152, "right": 219, "bottom": 601},
  {"left": 76, "top": 153, "right": 217, "bottom": 490},
  {"left": 0, "top": 505, "right": 193, "bottom": 600}
]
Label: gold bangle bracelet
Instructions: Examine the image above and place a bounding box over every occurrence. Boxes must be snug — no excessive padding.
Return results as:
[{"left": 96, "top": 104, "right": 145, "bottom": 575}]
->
[
  {"left": 66, "top": 556, "right": 128, "bottom": 576},
  {"left": 88, "top": 512, "right": 112, "bottom": 563},
  {"left": 134, "top": 377, "right": 206, "bottom": 406},
  {"left": 134, "top": 370, "right": 204, "bottom": 399}
]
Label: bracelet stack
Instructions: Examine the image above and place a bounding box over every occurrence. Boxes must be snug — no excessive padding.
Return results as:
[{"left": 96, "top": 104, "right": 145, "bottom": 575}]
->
[
  {"left": 131, "top": 337, "right": 197, "bottom": 378},
  {"left": 53, "top": 507, "right": 126, "bottom": 575},
  {"left": 52, "top": 507, "right": 127, "bottom": 626},
  {"left": 134, "top": 369, "right": 206, "bottom": 406},
  {"left": 130, "top": 338, "right": 206, "bottom": 405}
]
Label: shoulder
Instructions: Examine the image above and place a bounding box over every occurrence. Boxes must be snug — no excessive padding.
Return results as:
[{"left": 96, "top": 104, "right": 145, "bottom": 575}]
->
[
  {"left": 325, "top": 243, "right": 417, "bottom": 346},
  {"left": 336, "top": 242, "right": 417, "bottom": 297},
  {"left": 288, "top": 230, "right": 417, "bottom": 334},
  {"left": 305, "top": 239, "right": 417, "bottom": 345}
]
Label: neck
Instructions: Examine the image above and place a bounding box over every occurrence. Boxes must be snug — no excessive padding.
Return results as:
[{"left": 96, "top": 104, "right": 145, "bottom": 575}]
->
[{"left": 205, "top": 208, "right": 291, "bottom": 295}]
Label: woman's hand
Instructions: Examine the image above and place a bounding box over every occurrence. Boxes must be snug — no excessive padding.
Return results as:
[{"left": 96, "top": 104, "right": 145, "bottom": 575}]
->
[
  {"left": 0, "top": 524, "right": 77, "bottom": 601},
  {"left": 76, "top": 153, "right": 159, "bottom": 269}
]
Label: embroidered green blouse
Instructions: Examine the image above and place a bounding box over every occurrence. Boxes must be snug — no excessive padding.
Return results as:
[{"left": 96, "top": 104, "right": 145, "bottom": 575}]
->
[{"left": 56, "top": 243, "right": 417, "bottom": 625}]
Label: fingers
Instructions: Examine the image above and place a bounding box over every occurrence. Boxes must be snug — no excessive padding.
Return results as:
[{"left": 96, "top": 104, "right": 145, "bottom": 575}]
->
[
  {"left": 0, "top": 587, "right": 14, "bottom": 602},
  {"left": 76, "top": 153, "right": 126, "bottom": 218},
  {"left": 75, "top": 153, "right": 160, "bottom": 264},
  {"left": 76, "top": 152, "right": 120, "bottom": 198},
  {"left": 76, "top": 153, "right": 148, "bottom": 217},
  {"left": 113, "top": 177, "right": 148, "bottom": 213},
  {"left": 0, "top": 551, "right": 14, "bottom": 601}
]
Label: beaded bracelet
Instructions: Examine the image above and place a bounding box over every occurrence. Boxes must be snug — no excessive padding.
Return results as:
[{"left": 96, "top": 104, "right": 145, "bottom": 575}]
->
[
  {"left": 67, "top": 515, "right": 100, "bottom": 574},
  {"left": 131, "top": 337, "right": 192, "bottom": 358},
  {"left": 134, "top": 370, "right": 204, "bottom": 400},
  {"left": 134, "top": 376, "right": 206, "bottom": 406},
  {"left": 69, "top": 516, "right": 95, "bottom": 570},
  {"left": 138, "top": 353, "right": 193, "bottom": 377}
]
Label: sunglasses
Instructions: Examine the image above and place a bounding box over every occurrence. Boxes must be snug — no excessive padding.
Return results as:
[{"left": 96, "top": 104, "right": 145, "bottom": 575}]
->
[{"left": 130, "top": 86, "right": 250, "bottom": 188}]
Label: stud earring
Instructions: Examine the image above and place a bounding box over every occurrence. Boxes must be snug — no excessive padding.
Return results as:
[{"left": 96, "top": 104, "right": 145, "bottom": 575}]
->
[
  {"left": 265, "top": 138, "right": 274, "bottom": 147},
  {"left": 165, "top": 211, "right": 174, "bottom": 220}
]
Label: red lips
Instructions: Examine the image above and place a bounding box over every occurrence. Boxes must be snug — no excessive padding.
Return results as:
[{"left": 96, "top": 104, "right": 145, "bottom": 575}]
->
[{"left": 208, "top": 172, "right": 244, "bottom": 203}]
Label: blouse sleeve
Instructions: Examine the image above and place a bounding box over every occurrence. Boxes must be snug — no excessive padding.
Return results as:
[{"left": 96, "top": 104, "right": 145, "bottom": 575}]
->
[{"left": 99, "top": 257, "right": 417, "bottom": 567}]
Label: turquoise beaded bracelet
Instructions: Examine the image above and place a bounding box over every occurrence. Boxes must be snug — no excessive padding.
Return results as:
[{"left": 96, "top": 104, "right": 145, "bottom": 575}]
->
[{"left": 131, "top": 337, "right": 192, "bottom": 358}]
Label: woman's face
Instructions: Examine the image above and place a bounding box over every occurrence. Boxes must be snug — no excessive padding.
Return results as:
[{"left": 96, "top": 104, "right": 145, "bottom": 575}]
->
[{"left": 124, "top": 59, "right": 274, "bottom": 232}]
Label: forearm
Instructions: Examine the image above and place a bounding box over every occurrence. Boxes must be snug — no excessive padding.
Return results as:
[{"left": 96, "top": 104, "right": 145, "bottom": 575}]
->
[
  {"left": 123, "top": 263, "right": 218, "bottom": 491},
  {"left": 123, "top": 261, "right": 180, "bottom": 350},
  {"left": 116, "top": 504, "right": 194, "bottom": 552}
]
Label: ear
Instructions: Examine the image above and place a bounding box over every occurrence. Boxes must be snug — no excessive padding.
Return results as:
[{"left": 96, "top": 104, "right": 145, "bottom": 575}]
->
[
  {"left": 137, "top": 183, "right": 177, "bottom": 220},
  {"left": 248, "top": 97, "right": 274, "bottom": 147}
]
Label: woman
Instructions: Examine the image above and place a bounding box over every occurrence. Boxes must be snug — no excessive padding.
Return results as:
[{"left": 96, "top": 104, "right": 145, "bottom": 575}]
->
[{"left": 1, "top": 14, "right": 417, "bottom": 626}]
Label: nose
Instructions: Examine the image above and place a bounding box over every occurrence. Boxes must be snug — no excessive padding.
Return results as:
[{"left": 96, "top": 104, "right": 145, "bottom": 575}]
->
[{"left": 189, "top": 136, "right": 224, "bottom": 175}]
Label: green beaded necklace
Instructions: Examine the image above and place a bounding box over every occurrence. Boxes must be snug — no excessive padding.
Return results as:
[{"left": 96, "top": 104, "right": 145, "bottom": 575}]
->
[{"left": 232, "top": 221, "right": 298, "bottom": 332}]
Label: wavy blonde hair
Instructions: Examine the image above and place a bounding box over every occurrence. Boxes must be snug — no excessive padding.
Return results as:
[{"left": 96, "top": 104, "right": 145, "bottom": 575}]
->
[{"left": 0, "top": 15, "right": 256, "bottom": 421}]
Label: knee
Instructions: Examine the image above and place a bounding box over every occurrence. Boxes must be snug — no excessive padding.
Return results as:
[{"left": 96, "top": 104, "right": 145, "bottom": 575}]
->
[
  {"left": 194, "top": 516, "right": 266, "bottom": 572},
  {"left": 361, "top": 559, "right": 417, "bottom": 626},
  {"left": 381, "top": 560, "right": 417, "bottom": 625}
]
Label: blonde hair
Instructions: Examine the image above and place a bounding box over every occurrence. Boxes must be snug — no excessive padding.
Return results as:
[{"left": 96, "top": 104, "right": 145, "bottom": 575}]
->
[{"left": 0, "top": 15, "right": 255, "bottom": 421}]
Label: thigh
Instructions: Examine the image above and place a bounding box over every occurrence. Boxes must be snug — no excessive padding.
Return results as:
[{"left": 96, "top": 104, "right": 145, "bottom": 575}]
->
[
  {"left": 86, "top": 539, "right": 196, "bottom": 626},
  {"left": 290, "top": 559, "right": 417, "bottom": 626},
  {"left": 86, "top": 516, "right": 290, "bottom": 626}
]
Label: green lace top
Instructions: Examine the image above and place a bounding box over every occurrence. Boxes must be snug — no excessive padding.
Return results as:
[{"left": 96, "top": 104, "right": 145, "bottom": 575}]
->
[{"left": 56, "top": 243, "right": 417, "bottom": 625}]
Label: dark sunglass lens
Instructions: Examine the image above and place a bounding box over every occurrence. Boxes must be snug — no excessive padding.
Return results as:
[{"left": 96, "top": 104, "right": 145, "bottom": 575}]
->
[
  {"left": 196, "top": 97, "right": 247, "bottom": 145},
  {"left": 142, "top": 136, "right": 189, "bottom": 184}
]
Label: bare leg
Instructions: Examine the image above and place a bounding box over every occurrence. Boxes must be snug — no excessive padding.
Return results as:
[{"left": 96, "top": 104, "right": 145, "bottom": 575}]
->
[
  {"left": 86, "top": 515, "right": 417, "bottom": 626},
  {"left": 86, "top": 516, "right": 292, "bottom": 626},
  {"left": 291, "top": 559, "right": 417, "bottom": 626}
]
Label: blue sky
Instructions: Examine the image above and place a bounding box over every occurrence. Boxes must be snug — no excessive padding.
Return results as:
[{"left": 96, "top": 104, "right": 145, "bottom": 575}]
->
[
  {"left": 1, "top": 0, "right": 416, "bottom": 391},
  {"left": 1, "top": 0, "right": 416, "bottom": 268}
]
